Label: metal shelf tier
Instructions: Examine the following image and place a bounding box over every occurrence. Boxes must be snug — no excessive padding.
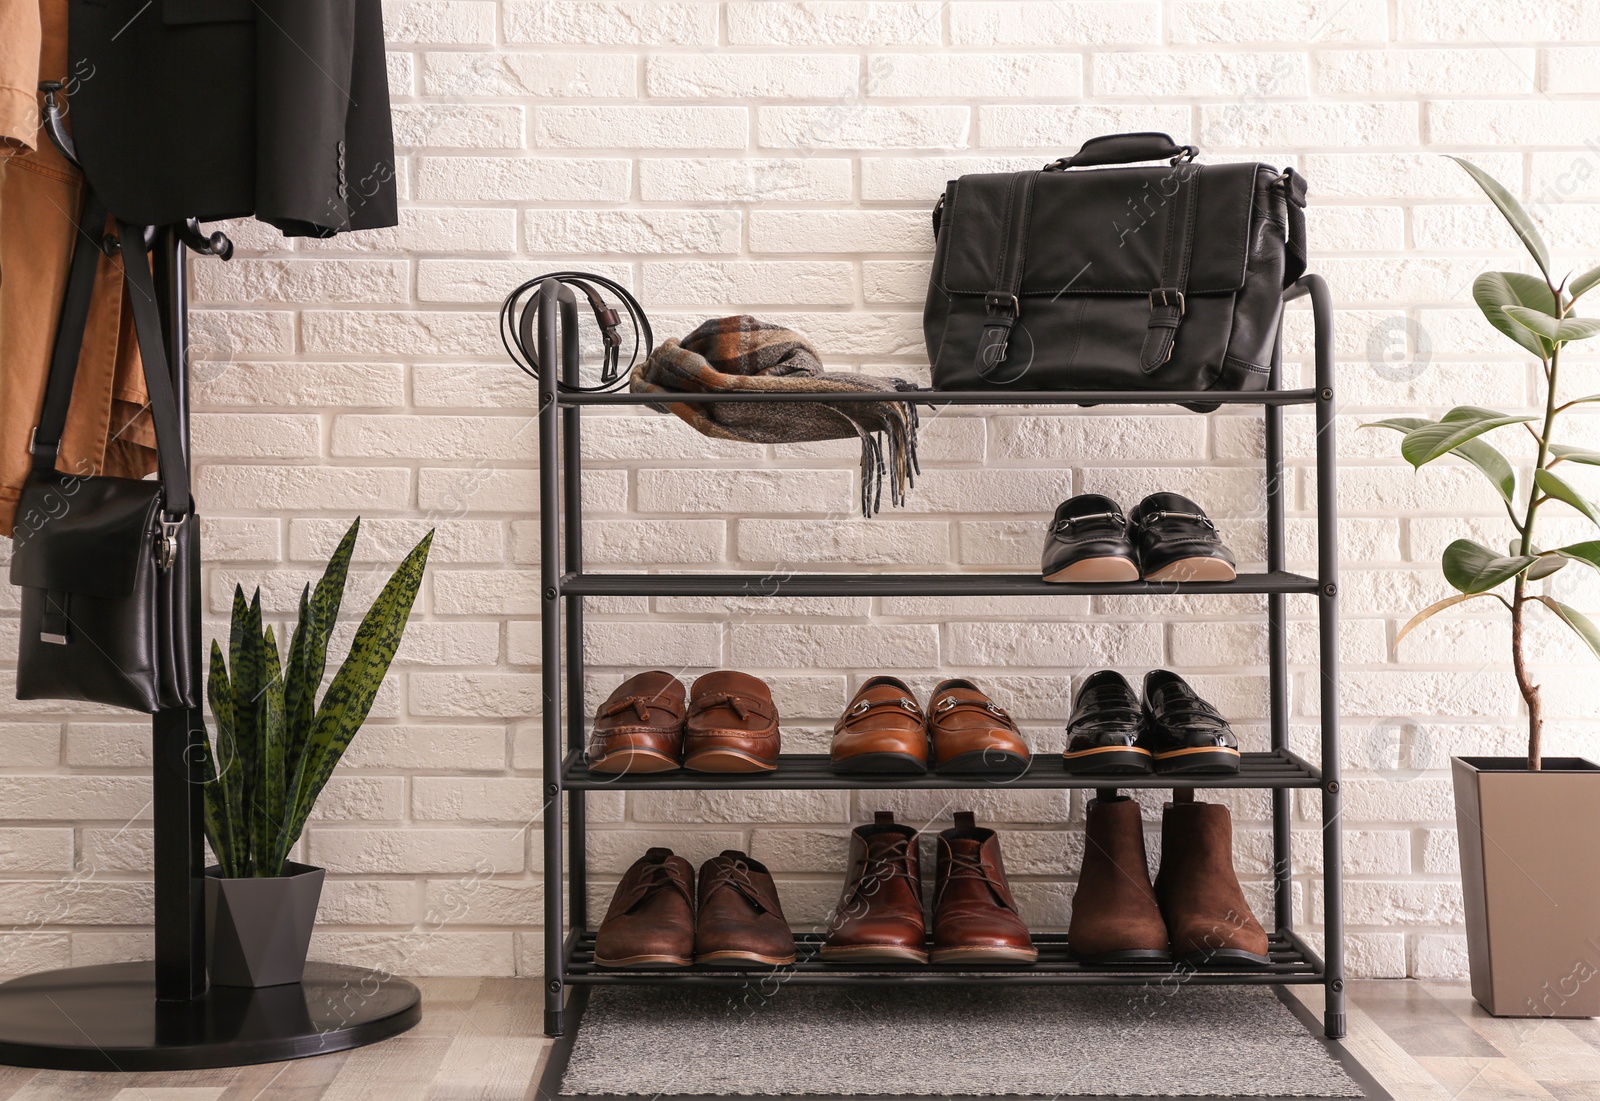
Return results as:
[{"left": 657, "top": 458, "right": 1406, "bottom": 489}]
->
[
  {"left": 562, "top": 750, "right": 1321, "bottom": 791},
  {"left": 535, "top": 274, "right": 1346, "bottom": 1042},
  {"left": 564, "top": 930, "right": 1326, "bottom": 985}
]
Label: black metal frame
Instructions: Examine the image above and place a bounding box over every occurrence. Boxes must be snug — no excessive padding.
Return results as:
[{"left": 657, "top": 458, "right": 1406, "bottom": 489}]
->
[{"left": 536, "top": 275, "right": 1344, "bottom": 1041}]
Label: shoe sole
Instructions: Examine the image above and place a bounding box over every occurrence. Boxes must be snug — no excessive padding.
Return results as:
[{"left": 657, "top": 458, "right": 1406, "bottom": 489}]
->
[
  {"left": 830, "top": 752, "right": 928, "bottom": 775},
  {"left": 930, "top": 945, "right": 1039, "bottom": 965},
  {"left": 1143, "top": 557, "right": 1237, "bottom": 583},
  {"left": 936, "top": 750, "right": 1031, "bottom": 777},
  {"left": 593, "top": 953, "right": 692, "bottom": 968},
  {"left": 683, "top": 748, "right": 778, "bottom": 773},
  {"left": 1178, "top": 947, "right": 1272, "bottom": 968},
  {"left": 587, "top": 748, "right": 680, "bottom": 774},
  {"left": 1070, "top": 948, "right": 1173, "bottom": 965},
  {"left": 1061, "top": 745, "right": 1153, "bottom": 775},
  {"left": 1153, "top": 746, "right": 1241, "bottom": 774},
  {"left": 1044, "top": 556, "right": 1140, "bottom": 583},
  {"left": 696, "top": 950, "right": 798, "bottom": 967},
  {"left": 818, "top": 944, "right": 929, "bottom": 965}
]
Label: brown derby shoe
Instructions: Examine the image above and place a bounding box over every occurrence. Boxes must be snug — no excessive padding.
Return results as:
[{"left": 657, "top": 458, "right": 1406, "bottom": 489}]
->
[
  {"left": 587, "top": 671, "right": 685, "bottom": 774},
  {"left": 593, "top": 848, "right": 695, "bottom": 967},
  {"left": 695, "top": 850, "right": 796, "bottom": 966},
  {"left": 1067, "top": 794, "right": 1170, "bottom": 964},
  {"left": 684, "top": 671, "right": 781, "bottom": 773},
  {"left": 1155, "top": 797, "right": 1271, "bottom": 966},
  {"left": 927, "top": 679, "right": 1031, "bottom": 776},
  {"left": 821, "top": 811, "right": 927, "bottom": 964},
  {"left": 932, "top": 812, "right": 1037, "bottom": 965},
  {"left": 830, "top": 676, "right": 929, "bottom": 775}
]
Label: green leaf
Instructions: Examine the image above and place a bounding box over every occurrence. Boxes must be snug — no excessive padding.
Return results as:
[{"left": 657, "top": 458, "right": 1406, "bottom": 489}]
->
[
  {"left": 1441, "top": 539, "right": 1537, "bottom": 594},
  {"left": 1503, "top": 306, "right": 1600, "bottom": 344},
  {"left": 285, "top": 518, "right": 358, "bottom": 765},
  {"left": 282, "top": 531, "right": 434, "bottom": 851},
  {"left": 1528, "top": 555, "right": 1568, "bottom": 580},
  {"left": 1570, "top": 263, "right": 1600, "bottom": 302},
  {"left": 1474, "top": 272, "right": 1556, "bottom": 359},
  {"left": 1395, "top": 592, "right": 1496, "bottom": 645},
  {"left": 257, "top": 627, "right": 287, "bottom": 877},
  {"left": 1535, "top": 468, "right": 1600, "bottom": 527},
  {"left": 1365, "top": 416, "right": 1517, "bottom": 503},
  {"left": 1450, "top": 157, "right": 1552, "bottom": 281},
  {"left": 203, "top": 641, "right": 241, "bottom": 878},
  {"left": 1534, "top": 596, "right": 1600, "bottom": 662},
  {"left": 1400, "top": 405, "right": 1535, "bottom": 468},
  {"left": 1551, "top": 444, "right": 1600, "bottom": 467},
  {"left": 1551, "top": 540, "right": 1600, "bottom": 573}
]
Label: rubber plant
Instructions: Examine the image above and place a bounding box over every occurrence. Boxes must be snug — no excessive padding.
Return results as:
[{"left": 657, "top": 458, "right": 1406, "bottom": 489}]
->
[
  {"left": 1368, "top": 158, "right": 1600, "bottom": 770},
  {"left": 201, "top": 518, "right": 433, "bottom": 877}
]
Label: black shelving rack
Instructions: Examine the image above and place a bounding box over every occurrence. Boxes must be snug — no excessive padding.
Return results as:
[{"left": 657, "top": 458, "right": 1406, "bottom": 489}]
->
[{"left": 535, "top": 275, "right": 1345, "bottom": 1040}]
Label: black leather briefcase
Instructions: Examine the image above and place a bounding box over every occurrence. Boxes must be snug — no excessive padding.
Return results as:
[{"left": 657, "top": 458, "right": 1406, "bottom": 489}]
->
[{"left": 923, "top": 132, "right": 1307, "bottom": 402}]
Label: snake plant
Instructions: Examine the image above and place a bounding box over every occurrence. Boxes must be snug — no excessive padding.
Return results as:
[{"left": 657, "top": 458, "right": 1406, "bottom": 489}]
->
[
  {"left": 201, "top": 518, "right": 433, "bottom": 877},
  {"left": 1369, "top": 158, "right": 1600, "bottom": 770}
]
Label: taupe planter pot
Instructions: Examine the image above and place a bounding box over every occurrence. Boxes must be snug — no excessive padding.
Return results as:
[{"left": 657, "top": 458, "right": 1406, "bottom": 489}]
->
[
  {"left": 204, "top": 861, "right": 325, "bottom": 988},
  {"left": 1452, "top": 756, "right": 1600, "bottom": 1017}
]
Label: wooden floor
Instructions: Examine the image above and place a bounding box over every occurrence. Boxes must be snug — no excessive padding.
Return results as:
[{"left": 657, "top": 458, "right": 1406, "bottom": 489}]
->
[{"left": 0, "top": 978, "right": 1591, "bottom": 1099}]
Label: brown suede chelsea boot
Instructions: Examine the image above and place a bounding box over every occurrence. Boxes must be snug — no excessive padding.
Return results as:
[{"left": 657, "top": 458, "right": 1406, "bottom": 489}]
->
[
  {"left": 1067, "top": 793, "right": 1170, "bottom": 963},
  {"left": 821, "top": 811, "right": 927, "bottom": 964},
  {"left": 932, "top": 812, "right": 1037, "bottom": 964},
  {"left": 593, "top": 848, "right": 696, "bottom": 967},
  {"left": 695, "top": 850, "right": 796, "bottom": 967},
  {"left": 1154, "top": 797, "right": 1271, "bottom": 966}
]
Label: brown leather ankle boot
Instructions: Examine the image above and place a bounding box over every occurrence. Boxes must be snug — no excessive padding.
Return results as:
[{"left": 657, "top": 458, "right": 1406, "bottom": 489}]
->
[
  {"left": 1154, "top": 798, "right": 1271, "bottom": 966},
  {"left": 821, "top": 811, "right": 927, "bottom": 964},
  {"left": 1067, "top": 793, "right": 1170, "bottom": 963},
  {"left": 931, "top": 812, "right": 1037, "bottom": 964}
]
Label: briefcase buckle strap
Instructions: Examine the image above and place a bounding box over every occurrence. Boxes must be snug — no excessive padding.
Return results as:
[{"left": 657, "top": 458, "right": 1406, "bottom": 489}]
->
[{"left": 156, "top": 516, "right": 185, "bottom": 570}]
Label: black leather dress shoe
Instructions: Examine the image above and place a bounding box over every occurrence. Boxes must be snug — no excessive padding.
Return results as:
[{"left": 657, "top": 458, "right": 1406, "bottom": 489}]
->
[
  {"left": 1042, "top": 495, "right": 1139, "bottom": 583},
  {"left": 1137, "top": 670, "right": 1241, "bottom": 773},
  {"left": 1128, "top": 493, "right": 1237, "bottom": 582},
  {"left": 1062, "top": 671, "right": 1152, "bottom": 774}
]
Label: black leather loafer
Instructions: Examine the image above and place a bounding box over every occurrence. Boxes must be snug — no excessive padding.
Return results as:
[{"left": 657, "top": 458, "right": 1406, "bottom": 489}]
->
[
  {"left": 1137, "top": 670, "right": 1241, "bottom": 773},
  {"left": 1042, "top": 495, "right": 1139, "bottom": 583},
  {"left": 1062, "top": 670, "right": 1153, "bottom": 774},
  {"left": 1128, "top": 492, "right": 1237, "bottom": 582}
]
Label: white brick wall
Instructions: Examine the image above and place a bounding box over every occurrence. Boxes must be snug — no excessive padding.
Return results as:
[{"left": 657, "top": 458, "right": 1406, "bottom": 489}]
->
[{"left": 3, "top": 0, "right": 1599, "bottom": 980}]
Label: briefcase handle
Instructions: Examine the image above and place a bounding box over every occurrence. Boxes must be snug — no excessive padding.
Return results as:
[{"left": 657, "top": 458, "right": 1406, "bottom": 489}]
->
[{"left": 1046, "top": 132, "right": 1198, "bottom": 171}]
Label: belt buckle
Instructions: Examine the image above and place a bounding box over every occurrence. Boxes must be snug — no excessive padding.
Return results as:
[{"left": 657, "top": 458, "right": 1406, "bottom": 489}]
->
[{"left": 1149, "top": 289, "right": 1185, "bottom": 316}]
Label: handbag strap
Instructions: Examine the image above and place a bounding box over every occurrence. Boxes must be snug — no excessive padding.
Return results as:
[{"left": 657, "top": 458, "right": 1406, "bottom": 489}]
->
[
  {"left": 1138, "top": 164, "right": 1202, "bottom": 373},
  {"left": 29, "top": 193, "right": 191, "bottom": 519},
  {"left": 974, "top": 170, "right": 1037, "bottom": 378}
]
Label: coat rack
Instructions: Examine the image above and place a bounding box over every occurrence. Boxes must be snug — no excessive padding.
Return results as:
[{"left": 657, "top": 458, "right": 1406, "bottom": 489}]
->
[{"left": 0, "top": 92, "right": 420, "bottom": 1071}]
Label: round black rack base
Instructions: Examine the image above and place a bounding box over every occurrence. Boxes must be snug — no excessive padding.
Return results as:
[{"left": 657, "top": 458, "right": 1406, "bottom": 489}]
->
[{"left": 0, "top": 961, "right": 419, "bottom": 1071}]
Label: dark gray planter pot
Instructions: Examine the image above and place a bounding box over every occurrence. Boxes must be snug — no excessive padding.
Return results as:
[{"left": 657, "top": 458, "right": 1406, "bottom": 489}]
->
[
  {"left": 1453, "top": 756, "right": 1600, "bottom": 1017},
  {"left": 204, "top": 861, "right": 325, "bottom": 988}
]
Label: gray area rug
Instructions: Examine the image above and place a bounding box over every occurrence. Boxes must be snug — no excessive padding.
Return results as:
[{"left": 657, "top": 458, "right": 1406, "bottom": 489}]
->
[{"left": 560, "top": 985, "right": 1364, "bottom": 1097}]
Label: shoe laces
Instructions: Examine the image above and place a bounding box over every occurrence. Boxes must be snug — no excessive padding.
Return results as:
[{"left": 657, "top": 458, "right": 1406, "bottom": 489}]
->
[
  {"left": 848, "top": 836, "right": 918, "bottom": 903},
  {"left": 702, "top": 858, "right": 772, "bottom": 915},
  {"left": 938, "top": 846, "right": 1014, "bottom": 911},
  {"left": 625, "top": 861, "right": 691, "bottom": 911}
]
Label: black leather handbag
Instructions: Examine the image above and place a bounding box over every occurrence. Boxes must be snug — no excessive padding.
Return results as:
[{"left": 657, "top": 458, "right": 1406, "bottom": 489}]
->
[
  {"left": 10, "top": 193, "right": 197, "bottom": 713},
  {"left": 923, "top": 132, "right": 1307, "bottom": 402}
]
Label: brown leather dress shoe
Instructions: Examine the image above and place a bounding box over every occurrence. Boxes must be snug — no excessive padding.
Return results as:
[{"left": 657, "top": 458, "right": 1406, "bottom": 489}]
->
[
  {"left": 593, "top": 848, "right": 695, "bottom": 967},
  {"left": 587, "top": 671, "right": 685, "bottom": 774},
  {"left": 926, "top": 679, "right": 1031, "bottom": 776},
  {"left": 1155, "top": 797, "right": 1271, "bottom": 966},
  {"left": 1067, "top": 793, "right": 1170, "bottom": 963},
  {"left": 695, "top": 850, "right": 796, "bottom": 966},
  {"left": 931, "top": 812, "right": 1037, "bottom": 964},
  {"left": 830, "top": 676, "right": 928, "bottom": 775},
  {"left": 821, "top": 811, "right": 927, "bottom": 964},
  {"left": 683, "top": 671, "right": 781, "bottom": 772}
]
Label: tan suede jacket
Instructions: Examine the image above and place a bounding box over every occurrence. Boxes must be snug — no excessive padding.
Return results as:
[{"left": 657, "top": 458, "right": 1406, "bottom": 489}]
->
[{"left": 0, "top": 0, "right": 156, "bottom": 538}]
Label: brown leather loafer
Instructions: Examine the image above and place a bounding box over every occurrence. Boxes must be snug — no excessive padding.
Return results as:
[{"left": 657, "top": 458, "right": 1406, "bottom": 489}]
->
[
  {"left": 927, "top": 679, "right": 1031, "bottom": 776},
  {"left": 821, "top": 811, "right": 927, "bottom": 964},
  {"left": 830, "top": 676, "right": 928, "bottom": 775},
  {"left": 696, "top": 850, "right": 796, "bottom": 966},
  {"left": 593, "top": 848, "right": 695, "bottom": 967},
  {"left": 1068, "top": 794, "right": 1170, "bottom": 963},
  {"left": 1155, "top": 797, "right": 1271, "bottom": 966},
  {"left": 587, "top": 670, "right": 685, "bottom": 774},
  {"left": 684, "top": 671, "right": 781, "bottom": 772},
  {"left": 931, "top": 812, "right": 1037, "bottom": 965}
]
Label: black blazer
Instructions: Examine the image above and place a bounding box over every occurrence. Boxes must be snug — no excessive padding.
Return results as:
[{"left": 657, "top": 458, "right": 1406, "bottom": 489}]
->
[{"left": 68, "top": 0, "right": 397, "bottom": 237}]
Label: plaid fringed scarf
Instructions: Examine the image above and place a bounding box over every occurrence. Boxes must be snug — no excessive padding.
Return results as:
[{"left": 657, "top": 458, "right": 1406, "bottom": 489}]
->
[{"left": 631, "top": 316, "right": 920, "bottom": 517}]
